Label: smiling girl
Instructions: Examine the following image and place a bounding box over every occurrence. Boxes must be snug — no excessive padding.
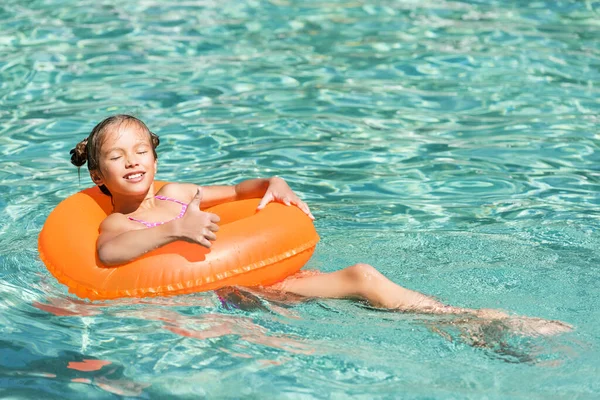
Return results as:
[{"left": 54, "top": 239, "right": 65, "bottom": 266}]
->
[{"left": 68, "top": 114, "right": 571, "bottom": 335}]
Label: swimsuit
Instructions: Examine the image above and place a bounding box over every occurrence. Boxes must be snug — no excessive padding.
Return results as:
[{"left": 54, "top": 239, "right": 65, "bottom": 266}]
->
[{"left": 127, "top": 195, "right": 187, "bottom": 228}]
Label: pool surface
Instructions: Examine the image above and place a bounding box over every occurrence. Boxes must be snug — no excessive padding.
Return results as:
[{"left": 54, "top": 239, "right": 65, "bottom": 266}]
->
[{"left": 0, "top": 0, "right": 599, "bottom": 398}]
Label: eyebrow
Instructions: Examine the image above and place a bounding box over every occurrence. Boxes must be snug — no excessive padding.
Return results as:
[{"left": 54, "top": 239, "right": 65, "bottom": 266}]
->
[{"left": 103, "top": 142, "right": 150, "bottom": 153}]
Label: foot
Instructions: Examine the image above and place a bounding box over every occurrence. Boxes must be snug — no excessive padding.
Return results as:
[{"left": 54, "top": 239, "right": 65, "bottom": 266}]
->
[
  {"left": 470, "top": 309, "right": 573, "bottom": 337},
  {"left": 504, "top": 317, "right": 573, "bottom": 336}
]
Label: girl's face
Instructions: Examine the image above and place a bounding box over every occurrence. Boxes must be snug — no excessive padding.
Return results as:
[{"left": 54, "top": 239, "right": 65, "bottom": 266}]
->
[{"left": 91, "top": 122, "right": 157, "bottom": 197}]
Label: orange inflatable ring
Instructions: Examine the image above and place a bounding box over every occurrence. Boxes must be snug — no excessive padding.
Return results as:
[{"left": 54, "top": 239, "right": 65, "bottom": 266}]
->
[{"left": 38, "top": 181, "right": 319, "bottom": 300}]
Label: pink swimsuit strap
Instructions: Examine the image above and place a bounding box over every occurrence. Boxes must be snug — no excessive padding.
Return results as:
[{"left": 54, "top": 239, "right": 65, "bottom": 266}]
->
[{"left": 127, "top": 195, "right": 188, "bottom": 228}]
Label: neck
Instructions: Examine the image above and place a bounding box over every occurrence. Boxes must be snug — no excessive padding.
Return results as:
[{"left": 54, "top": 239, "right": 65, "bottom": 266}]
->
[{"left": 110, "top": 182, "right": 157, "bottom": 214}]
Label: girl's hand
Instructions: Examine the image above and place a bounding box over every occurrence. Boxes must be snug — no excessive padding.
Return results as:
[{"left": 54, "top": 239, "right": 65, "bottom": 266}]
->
[
  {"left": 174, "top": 189, "right": 220, "bottom": 248},
  {"left": 256, "top": 177, "right": 314, "bottom": 220}
]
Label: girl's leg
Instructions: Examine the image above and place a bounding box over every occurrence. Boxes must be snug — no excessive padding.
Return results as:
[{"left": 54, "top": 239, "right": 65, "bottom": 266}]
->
[
  {"left": 273, "top": 264, "right": 572, "bottom": 335},
  {"left": 275, "top": 263, "right": 474, "bottom": 314}
]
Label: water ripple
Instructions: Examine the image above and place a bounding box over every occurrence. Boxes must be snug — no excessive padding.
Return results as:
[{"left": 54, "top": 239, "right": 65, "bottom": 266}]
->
[{"left": 1, "top": 0, "right": 599, "bottom": 397}]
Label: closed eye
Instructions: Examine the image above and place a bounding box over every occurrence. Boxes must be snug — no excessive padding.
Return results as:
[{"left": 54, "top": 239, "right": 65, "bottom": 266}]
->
[{"left": 110, "top": 156, "right": 121, "bottom": 160}]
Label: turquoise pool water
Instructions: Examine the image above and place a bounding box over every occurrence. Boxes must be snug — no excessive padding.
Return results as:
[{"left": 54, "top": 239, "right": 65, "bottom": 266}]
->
[{"left": 1, "top": 0, "right": 599, "bottom": 397}]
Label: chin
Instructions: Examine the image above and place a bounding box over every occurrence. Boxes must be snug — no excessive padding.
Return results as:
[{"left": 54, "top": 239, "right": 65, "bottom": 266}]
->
[
  {"left": 110, "top": 183, "right": 153, "bottom": 198},
  {"left": 128, "top": 183, "right": 153, "bottom": 195}
]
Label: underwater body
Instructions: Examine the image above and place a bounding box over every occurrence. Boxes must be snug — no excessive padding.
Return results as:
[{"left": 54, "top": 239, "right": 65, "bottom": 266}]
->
[{"left": 1, "top": 0, "right": 599, "bottom": 398}]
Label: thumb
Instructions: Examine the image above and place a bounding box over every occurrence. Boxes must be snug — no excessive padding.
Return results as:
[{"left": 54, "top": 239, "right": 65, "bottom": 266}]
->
[
  {"left": 257, "top": 192, "right": 273, "bottom": 210},
  {"left": 189, "top": 188, "right": 203, "bottom": 208}
]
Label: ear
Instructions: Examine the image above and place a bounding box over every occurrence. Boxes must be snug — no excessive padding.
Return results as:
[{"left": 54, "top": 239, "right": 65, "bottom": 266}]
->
[{"left": 90, "top": 171, "right": 104, "bottom": 186}]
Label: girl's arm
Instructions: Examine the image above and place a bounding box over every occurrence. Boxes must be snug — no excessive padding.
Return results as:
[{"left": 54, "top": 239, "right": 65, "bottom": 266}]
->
[
  {"left": 195, "top": 178, "right": 270, "bottom": 208},
  {"left": 97, "top": 190, "right": 219, "bottom": 266},
  {"left": 198, "top": 177, "right": 314, "bottom": 219}
]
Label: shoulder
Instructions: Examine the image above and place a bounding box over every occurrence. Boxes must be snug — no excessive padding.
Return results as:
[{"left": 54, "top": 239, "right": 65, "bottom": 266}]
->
[
  {"left": 156, "top": 182, "right": 200, "bottom": 203},
  {"left": 97, "top": 213, "right": 143, "bottom": 249},
  {"left": 99, "top": 213, "right": 133, "bottom": 234}
]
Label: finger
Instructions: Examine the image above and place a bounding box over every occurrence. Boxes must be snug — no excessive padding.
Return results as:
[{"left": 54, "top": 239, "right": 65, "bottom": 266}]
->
[
  {"left": 189, "top": 188, "right": 203, "bottom": 207},
  {"left": 257, "top": 193, "right": 273, "bottom": 210},
  {"left": 298, "top": 201, "right": 310, "bottom": 215},
  {"left": 283, "top": 198, "right": 291, "bottom": 206},
  {"left": 301, "top": 205, "right": 314, "bottom": 220},
  {"left": 208, "top": 223, "right": 219, "bottom": 232},
  {"left": 297, "top": 201, "right": 307, "bottom": 211},
  {"left": 204, "top": 230, "right": 217, "bottom": 241},
  {"left": 209, "top": 213, "right": 220, "bottom": 223},
  {"left": 295, "top": 200, "right": 314, "bottom": 220},
  {"left": 198, "top": 237, "right": 212, "bottom": 248}
]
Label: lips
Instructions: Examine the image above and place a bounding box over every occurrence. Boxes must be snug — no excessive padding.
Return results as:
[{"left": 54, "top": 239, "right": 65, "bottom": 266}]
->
[{"left": 123, "top": 171, "right": 145, "bottom": 181}]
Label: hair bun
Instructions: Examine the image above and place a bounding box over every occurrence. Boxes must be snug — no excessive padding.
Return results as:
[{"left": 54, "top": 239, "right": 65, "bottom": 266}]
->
[
  {"left": 70, "top": 138, "right": 88, "bottom": 167},
  {"left": 150, "top": 132, "right": 160, "bottom": 149}
]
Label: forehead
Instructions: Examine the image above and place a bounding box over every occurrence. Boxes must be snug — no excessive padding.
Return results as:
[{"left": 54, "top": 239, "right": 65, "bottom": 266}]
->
[{"left": 101, "top": 121, "right": 151, "bottom": 147}]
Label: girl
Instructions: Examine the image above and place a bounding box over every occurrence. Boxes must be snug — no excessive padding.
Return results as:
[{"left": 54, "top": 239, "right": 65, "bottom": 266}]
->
[{"left": 70, "top": 114, "right": 570, "bottom": 335}]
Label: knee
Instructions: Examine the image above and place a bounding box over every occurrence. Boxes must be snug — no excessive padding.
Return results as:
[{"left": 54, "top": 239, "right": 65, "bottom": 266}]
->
[{"left": 344, "top": 263, "right": 382, "bottom": 288}]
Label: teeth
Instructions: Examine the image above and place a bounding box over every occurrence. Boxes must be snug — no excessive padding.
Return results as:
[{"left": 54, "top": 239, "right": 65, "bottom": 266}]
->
[{"left": 126, "top": 173, "right": 143, "bottom": 180}]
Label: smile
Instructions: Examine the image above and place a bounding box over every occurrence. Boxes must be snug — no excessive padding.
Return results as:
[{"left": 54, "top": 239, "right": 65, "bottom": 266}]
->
[{"left": 124, "top": 172, "right": 145, "bottom": 180}]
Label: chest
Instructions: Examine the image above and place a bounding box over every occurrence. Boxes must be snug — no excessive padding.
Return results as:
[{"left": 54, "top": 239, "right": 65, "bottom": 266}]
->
[{"left": 127, "top": 197, "right": 187, "bottom": 228}]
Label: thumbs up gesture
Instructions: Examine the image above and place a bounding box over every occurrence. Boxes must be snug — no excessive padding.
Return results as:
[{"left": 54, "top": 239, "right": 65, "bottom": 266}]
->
[{"left": 174, "top": 188, "right": 220, "bottom": 248}]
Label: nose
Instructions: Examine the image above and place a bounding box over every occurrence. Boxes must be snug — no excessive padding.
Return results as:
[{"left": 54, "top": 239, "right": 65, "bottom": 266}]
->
[{"left": 125, "top": 153, "right": 139, "bottom": 168}]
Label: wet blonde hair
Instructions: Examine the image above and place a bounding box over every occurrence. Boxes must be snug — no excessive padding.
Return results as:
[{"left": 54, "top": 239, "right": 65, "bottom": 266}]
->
[{"left": 70, "top": 115, "right": 160, "bottom": 195}]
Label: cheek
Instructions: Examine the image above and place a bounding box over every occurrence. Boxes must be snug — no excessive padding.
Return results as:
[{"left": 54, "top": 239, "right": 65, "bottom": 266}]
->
[{"left": 99, "top": 162, "right": 119, "bottom": 178}]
